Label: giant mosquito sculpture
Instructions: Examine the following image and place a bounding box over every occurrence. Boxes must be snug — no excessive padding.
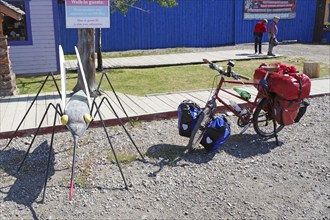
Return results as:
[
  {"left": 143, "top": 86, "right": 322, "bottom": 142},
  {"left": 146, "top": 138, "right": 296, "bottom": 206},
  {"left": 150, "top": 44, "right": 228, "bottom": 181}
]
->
[{"left": 2, "top": 45, "right": 145, "bottom": 202}]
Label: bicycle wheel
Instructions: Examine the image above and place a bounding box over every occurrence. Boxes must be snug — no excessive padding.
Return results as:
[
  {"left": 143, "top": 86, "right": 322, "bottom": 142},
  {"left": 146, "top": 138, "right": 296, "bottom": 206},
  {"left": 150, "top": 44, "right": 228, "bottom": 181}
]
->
[
  {"left": 187, "top": 107, "right": 212, "bottom": 151},
  {"left": 253, "top": 98, "right": 284, "bottom": 137}
]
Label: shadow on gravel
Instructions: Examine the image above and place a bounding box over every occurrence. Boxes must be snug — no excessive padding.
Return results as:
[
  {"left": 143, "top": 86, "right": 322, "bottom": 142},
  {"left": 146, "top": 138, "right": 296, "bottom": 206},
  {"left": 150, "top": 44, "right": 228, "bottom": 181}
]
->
[
  {"left": 146, "top": 144, "right": 216, "bottom": 176},
  {"left": 0, "top": 141, "right": 55, "bottom": 220},
  {"left": 146, "top": 133, "right": 283, "bottom": 175},
  {"left": 220, "top": 133, "right": 283, "bottom": 159}
]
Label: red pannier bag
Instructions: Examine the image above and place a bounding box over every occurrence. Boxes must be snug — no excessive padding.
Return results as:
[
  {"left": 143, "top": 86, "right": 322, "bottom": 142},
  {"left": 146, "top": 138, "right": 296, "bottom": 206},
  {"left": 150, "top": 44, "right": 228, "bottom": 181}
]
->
[
  {"left": 253, "top": 62, "right": 311, "bottom": 100},
  {"left": 253, "top": 63, "right": 275, "bottom": 84},
  {"left": 268, "top": 71, "right": 311, "bottom": 100},
  {"left": 253, "top": 62, "right": 296, "bottom": 90},
  {"left": 253, "top": 68, "right": 266, "bottom": 87},
  {"left": 273, "top": 96, "right": 301, "bottom": 125}
]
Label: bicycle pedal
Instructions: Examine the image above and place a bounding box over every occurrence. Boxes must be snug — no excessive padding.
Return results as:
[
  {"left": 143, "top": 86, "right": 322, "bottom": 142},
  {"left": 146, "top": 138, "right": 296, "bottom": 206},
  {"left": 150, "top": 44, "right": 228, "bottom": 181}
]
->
[{"left": 239, "top": 123, "right": 251, "bottom": 134}]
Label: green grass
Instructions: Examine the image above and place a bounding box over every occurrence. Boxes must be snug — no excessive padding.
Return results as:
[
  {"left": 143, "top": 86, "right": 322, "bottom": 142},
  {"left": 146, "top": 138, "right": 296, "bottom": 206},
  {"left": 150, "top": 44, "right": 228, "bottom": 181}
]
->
[
  {"left": 108, "top": 151, "right": 140, "bottom": 164},
  {"left": 65, "top": 47, "right": 190, "bottom": 60},
  {"left": 60, "top": 175, "right": 90, "bottom": 187},
  {"left": 16, "top": 57, "right": 330, "bottom": 96},
  {"left": 75, "top": 176, "right": 89, "bottom": 187}
]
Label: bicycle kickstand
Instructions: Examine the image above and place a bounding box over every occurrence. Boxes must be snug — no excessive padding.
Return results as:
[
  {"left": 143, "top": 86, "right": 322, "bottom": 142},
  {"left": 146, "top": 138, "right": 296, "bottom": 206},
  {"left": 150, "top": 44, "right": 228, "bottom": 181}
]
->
[
  {"left": 239, "top": 123, "right": 251, "bottom": 135},
  {"left": 273, "top": 119, "right": 279, "bottom": 146}
]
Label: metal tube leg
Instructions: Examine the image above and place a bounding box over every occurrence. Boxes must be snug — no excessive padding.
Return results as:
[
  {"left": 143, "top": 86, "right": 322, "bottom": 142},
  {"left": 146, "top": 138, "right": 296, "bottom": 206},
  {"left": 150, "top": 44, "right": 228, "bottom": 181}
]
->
[
  {"left": 90, "top": 71, "right": 105, "bottom": 114},
  {"left": 95, "top": 107, "right": 128, "bottom": 190},
  {"left": 18, "top": 103, "right": 59, "bottom": 171},
  {"left": 41, "top": 104, "right": 59, "bottom": 203},
  {"left": 103, "top": 72, "right": 134, "bottom": 127},
  {"left": 3, "top": 73, "right": 57, "bottom": 151},
  {"left": 98, "top": 98, "right": 145, "bottom": 160}
]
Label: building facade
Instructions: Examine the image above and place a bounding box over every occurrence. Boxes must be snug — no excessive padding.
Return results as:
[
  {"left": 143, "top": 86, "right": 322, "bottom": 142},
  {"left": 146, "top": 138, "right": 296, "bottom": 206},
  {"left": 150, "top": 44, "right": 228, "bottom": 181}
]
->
[
  {"left": 4, "top": 0, "right": 59, "bottom": 74},
  {"left": 2, "top": 0, "right": 329, "bottom": 75}
]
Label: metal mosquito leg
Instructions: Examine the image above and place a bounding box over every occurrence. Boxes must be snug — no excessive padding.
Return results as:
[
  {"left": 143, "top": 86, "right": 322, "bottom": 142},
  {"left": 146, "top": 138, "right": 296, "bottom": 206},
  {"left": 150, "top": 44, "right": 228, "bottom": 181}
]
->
[
  {"left": 95, "top": 106, "right": 129, "bottom": 190},
  {"left": 103, "top": 71, "right": 134, "bottom": 127},
  {"left": 50, "top": 74, "right": 63, "bottom": 99},
  {"left": 90, "top": 71, "right": 105, "bottom": 115},
  {"left": 69, "top": 135, "right": 78, "bottom": 201},
  {"left": 92, "top": 97, "right": 106, "bottom": 119},
  {"left": 99, "top": 97, "right": 145, "bottom": 161},
  {"left": 18, "top": 103, "right": 61, "bottom": 171},
  {"left": 3, "top": 72, "right": 62, "bottom": 151},
  {"left": 41, "top": 104, "right": 60, "bottom": 203}
]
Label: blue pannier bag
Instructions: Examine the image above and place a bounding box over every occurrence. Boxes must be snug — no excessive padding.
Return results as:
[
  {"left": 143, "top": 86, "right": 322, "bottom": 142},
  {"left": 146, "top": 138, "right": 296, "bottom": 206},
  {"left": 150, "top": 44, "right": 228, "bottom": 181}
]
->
[
  {"left": 200, "top": 115, "right": 230, "bottom": 152},
  {"left": 178, "top": 100, "right": 202, "bottom": 137}
]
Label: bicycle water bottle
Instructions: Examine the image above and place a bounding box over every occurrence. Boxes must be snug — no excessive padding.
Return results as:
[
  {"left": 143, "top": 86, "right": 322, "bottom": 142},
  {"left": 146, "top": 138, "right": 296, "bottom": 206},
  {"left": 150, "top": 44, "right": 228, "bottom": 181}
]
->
[
  {"left": 229, "top": 100, "right": 242, "bottom": 114},
  {"left": 233, "top": 88, "right": 251, "bottom": 100}
]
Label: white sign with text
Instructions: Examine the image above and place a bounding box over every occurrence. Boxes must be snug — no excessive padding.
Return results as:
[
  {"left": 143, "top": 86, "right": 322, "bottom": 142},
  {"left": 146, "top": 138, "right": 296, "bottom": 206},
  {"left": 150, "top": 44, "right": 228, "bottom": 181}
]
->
[{"left": 65, "top": 0, "right": 110, "bottom": 28}]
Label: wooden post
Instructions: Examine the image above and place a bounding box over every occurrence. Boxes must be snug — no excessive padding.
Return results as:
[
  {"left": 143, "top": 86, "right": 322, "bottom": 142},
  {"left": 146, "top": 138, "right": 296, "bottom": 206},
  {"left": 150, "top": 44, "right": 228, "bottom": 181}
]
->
[
  {"left": 97, "top": 28, "right": 103, "bottom": 71},
  {"left": 0, "top": 13, "right": 3, "bottom": 36},
  {"left": 303, "top": 63, "right": 320, "bottom": 78},
  {"left": 313, "top": 0, "right": 326, "bottom": 42}
]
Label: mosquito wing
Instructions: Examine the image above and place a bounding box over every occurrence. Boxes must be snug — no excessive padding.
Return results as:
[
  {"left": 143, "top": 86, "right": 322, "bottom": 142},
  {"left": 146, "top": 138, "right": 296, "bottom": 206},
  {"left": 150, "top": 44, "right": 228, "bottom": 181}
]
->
[
  {"left": 59, "top": 45, "right": 66, "bottom": 110},
  {"left": 74, "top": 46, "right": 92, "bottom": 109}
]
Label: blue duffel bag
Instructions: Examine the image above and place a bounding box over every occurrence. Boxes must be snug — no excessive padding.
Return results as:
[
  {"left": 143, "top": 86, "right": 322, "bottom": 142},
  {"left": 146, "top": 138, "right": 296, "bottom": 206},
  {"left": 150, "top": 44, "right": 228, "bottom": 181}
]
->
[
  {"left": 200, "top": 115, "right": 231, "bottom": 152},
  {"left": 177, "top": 100, "right": 202, "bottom": 137}
]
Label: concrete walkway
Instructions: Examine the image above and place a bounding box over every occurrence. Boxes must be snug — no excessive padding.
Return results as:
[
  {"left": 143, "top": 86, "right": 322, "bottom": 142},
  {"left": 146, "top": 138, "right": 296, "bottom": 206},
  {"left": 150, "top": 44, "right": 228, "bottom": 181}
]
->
[
  {"left": 65, "top": 49, "right": 277, "bottom": 70},
  {"left": 0, "top": 49, "right": 329, "bottom": 139}
]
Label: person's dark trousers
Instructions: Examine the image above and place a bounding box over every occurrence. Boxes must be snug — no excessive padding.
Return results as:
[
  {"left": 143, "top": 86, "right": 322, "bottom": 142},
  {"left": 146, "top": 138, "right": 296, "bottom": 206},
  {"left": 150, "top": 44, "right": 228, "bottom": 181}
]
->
[{"left": 254, "top": 32, "right": 263, "bottom": 53}]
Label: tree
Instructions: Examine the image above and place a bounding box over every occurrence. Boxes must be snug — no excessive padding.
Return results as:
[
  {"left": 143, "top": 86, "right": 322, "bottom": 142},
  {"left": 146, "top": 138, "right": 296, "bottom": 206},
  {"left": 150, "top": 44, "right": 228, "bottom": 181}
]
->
[
  {"left": 73, "top": 0, "right": 178, "bottom": 96},
  {"left": 74, "top": 28, "right": 97, "bottom": 95}
]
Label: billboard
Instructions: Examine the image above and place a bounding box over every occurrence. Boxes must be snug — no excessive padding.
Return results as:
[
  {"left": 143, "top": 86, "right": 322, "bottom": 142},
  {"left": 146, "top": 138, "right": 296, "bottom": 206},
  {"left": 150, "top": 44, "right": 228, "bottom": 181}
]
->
[
  {"left": 244, "top": 0, "right": 296, "bottom": 20},
  {"left": 65, "top": 0, "right": 110, "bottom": 28}
]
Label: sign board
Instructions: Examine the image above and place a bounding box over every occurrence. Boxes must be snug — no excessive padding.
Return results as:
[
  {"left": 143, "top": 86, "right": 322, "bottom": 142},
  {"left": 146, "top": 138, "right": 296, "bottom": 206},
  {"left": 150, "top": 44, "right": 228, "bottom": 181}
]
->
[
  {"left": 243, "top": 0, "right": 296, "bottom": 20},
  {"left": 65, "top": 0, "right": 110, "bottom": 28}
]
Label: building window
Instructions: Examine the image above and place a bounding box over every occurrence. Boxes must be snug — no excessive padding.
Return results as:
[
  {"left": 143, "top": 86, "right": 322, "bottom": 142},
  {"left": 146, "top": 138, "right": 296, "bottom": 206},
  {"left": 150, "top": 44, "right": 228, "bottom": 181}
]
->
[{"left": 3, "top": 0, "right": 32, "bottom": 45}]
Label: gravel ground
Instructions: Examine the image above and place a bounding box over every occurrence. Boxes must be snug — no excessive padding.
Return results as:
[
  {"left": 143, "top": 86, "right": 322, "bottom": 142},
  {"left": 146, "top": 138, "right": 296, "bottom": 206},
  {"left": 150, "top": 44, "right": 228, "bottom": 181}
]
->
[
  {"left": 0, "top": 95, "right": 329, "bottom": 220},
  {"left": 0, "top": 43, "right": 329, "bottom": 219}
]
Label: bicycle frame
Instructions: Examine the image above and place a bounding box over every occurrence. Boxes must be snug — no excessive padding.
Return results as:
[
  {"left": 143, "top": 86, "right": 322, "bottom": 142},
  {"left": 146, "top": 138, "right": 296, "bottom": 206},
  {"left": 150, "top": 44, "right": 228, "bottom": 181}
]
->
[
  {"left": 187, "top": 60, "right": 283, "bottom": 151},
  {"left": 212, "top": 75, "right": 271, "bottom": 125}
]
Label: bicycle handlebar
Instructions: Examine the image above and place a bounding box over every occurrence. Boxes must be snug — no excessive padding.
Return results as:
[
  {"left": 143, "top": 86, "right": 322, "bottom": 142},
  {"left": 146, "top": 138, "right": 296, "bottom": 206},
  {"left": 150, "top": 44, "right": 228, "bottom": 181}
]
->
[
  {"left": 203, "top": 58, "right": 250, "bottom": 81},
  {"left": 232, "top": 71, "right": 250, "bottom": 81}
]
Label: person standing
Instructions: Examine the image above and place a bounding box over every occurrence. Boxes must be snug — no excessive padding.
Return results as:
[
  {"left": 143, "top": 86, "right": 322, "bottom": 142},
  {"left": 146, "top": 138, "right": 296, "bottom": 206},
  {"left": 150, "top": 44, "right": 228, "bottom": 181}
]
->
[
  {"left": 253, "top": 19, "right": 268, "bottom": 54},
  {"left": 267, "top": 16, "right": 280, "bottom": 56}
]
